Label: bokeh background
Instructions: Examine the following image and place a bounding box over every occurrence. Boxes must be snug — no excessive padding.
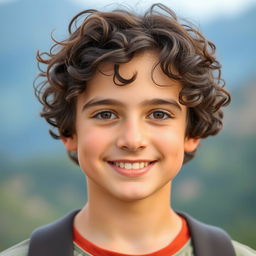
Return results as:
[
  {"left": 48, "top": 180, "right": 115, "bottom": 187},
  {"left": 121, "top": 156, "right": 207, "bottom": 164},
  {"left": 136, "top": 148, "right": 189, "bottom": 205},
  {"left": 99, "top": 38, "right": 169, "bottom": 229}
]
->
[{"left": 0, "top": 0, "right": 256, "bottom": 251}]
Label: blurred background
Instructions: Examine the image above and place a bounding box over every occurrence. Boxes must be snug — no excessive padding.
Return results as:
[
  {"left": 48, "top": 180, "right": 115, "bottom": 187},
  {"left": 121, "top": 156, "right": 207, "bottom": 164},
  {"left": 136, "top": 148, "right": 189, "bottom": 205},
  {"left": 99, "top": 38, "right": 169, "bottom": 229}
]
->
[{"left": 0, "top": 0, "right": 256, "bottom": 251}]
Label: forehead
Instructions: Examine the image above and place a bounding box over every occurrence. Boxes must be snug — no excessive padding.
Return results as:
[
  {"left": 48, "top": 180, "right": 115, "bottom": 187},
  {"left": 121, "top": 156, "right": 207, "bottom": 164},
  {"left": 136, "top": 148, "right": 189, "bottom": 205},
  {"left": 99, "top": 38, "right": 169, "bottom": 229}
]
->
[
  {"left": 96, "top": 50, "right": 179, "bottom": 86},
  {"left": 78, "top": 51, "right": 183, "bottom": 108}
]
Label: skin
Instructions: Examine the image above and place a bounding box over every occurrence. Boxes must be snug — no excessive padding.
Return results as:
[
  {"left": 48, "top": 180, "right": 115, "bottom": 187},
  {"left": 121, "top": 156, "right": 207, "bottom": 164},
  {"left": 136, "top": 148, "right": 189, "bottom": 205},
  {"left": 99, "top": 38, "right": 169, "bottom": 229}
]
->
[{"left": 62, "top": 51, "right": 199, "bottom": 254}]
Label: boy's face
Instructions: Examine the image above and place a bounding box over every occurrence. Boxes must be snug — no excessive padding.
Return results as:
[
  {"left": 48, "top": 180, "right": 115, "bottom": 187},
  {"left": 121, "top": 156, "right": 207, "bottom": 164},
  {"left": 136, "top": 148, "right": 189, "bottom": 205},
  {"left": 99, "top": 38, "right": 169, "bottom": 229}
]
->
[{"left": 63, "top": 51, "right": 199, "bottom": 201}]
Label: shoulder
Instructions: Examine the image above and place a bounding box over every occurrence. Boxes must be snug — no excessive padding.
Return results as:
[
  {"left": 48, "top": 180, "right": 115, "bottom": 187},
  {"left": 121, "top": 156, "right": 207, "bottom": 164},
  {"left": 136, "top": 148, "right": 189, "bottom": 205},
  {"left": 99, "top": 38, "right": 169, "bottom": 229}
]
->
[
  {"left": 0, "top": 240, "right": 29, "bottom": 256},
  {"left": 232, "top": 241, "right": 256, "bottom": 256}
]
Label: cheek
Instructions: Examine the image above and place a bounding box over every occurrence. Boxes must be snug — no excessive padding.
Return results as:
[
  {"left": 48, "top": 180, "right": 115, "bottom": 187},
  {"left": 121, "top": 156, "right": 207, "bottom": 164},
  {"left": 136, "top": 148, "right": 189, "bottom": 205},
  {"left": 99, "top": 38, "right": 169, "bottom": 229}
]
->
[
  {"left": 76, "top": 127, "right": 110, "bottom": 163},
  {"left": 154, "top": 129, "right": 185, "bottom": 163}
]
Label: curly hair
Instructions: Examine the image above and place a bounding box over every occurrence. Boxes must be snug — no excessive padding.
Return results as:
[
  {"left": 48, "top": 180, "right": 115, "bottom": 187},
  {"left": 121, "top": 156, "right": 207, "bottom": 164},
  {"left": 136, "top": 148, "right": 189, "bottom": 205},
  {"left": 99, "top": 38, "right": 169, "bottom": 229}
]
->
[{"left": 35, "top": 3, "right": 230, "bottom": 164}]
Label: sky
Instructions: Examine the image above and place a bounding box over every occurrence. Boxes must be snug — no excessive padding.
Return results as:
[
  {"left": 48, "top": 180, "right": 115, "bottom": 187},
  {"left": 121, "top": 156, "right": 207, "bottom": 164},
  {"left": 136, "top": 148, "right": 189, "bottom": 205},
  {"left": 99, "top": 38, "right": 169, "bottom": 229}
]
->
[
  {"left": 69, "top": 0, "right": 256, "bottom": 23},
  {"left": 0, "top": 0, "right": 255, "bottom": 23}
]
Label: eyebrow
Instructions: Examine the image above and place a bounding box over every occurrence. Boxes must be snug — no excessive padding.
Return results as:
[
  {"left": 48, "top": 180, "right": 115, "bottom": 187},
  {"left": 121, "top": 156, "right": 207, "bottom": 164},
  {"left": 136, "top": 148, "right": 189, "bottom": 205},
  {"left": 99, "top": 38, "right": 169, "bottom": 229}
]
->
[{"left": 82, "top": 98, "right": 182, "bottom": 111}]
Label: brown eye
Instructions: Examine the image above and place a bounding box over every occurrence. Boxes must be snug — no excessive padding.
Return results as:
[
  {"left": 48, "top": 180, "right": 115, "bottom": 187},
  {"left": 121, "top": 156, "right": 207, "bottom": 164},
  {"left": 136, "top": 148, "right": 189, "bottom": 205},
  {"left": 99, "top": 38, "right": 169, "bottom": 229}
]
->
[
  {"left": 149, "top": 111, "right": 171, "bottom": 120},
  {"left": 93, "top": 111, "right": 117, "bottom": 120}
]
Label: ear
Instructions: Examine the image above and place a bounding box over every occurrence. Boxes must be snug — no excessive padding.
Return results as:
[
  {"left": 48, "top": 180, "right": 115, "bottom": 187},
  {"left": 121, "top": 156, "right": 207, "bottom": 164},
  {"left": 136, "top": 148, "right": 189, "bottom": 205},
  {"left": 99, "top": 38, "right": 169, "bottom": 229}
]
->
[
  {"left": 61, "top": 135, "right": 77, "bottom": 151},
  {"left": 184, "top": 137, "right": 200, "bottom": 152}
]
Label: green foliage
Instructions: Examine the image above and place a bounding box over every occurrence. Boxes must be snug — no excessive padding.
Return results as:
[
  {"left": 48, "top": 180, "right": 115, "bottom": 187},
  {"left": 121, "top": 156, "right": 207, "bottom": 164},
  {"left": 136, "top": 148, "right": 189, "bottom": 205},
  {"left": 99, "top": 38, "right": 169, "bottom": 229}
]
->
[{"left": 0, "top": 154, "right": 86, "bottom": 250}]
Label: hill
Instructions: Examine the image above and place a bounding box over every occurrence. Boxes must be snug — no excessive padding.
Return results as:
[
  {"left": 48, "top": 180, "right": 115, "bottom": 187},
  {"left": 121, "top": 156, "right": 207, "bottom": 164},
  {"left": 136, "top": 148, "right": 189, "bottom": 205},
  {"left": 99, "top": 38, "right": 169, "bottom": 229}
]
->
[{"left": 0, "top": 0, "right": 256, "bottom": 156}]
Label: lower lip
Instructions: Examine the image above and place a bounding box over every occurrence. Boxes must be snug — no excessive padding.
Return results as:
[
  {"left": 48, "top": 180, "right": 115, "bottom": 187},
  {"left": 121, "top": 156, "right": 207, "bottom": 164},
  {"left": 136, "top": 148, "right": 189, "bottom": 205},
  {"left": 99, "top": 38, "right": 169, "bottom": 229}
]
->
[{"left": 108, "top": 162, "right": 156, "bottom": 177}]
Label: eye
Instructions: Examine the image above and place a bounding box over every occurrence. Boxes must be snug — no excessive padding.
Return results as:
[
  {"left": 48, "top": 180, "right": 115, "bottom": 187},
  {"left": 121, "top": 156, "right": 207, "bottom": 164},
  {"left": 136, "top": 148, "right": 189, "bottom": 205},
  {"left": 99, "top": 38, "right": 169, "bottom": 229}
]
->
[
  {"left": 148, "top": 110, "right": 172, "bottom": 120},
  {"left": 92, "top": 111, "right": 117, "bottom": 120}
]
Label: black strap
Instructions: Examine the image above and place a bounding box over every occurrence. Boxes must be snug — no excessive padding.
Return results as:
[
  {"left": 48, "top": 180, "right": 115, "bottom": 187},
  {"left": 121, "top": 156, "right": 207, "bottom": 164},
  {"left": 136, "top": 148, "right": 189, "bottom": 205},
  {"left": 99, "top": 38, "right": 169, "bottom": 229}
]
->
[
  {"left": 28, "top": 210, "right": 79, "bottom": 256},
  {"left": 178, "top": 211, "right": 236, "bottom": 256},
  {"left": 28, "top": 209, "right": 236, "bottom": 256}
]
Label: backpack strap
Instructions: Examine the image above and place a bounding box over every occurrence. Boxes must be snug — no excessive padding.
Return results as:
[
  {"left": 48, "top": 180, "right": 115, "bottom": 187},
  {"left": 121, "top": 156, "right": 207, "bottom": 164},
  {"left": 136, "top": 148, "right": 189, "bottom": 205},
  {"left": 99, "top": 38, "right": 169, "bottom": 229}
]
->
[
  {"left": 28, "top": 209, "right": 80, "bottom": 256},
  {"left": 178, "top": 211, "right": 236, "bottom": 256},
  {"left": 28, "top": 209, "right": 236, "bottom": 256}
]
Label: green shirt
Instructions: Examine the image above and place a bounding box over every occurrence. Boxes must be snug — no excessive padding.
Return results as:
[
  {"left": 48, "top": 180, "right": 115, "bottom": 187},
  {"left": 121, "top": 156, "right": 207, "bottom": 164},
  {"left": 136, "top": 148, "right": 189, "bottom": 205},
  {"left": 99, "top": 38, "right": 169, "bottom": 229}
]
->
[{"left": 1, "top": 239, "right": 256, "bottom": 256}]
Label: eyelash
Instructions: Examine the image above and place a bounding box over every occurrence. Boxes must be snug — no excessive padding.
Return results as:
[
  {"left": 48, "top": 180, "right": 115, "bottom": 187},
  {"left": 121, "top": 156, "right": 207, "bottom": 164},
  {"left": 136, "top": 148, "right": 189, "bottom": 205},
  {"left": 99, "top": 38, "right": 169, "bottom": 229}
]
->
[
  {"left": 148, "top": 110, "right": 172, "bottom": 120},
  {"left": 92, "top": 111, "right": 117, "bottom": 120},
  {"left": 92, "top": 110, "right": 173, "bottom": 120}
]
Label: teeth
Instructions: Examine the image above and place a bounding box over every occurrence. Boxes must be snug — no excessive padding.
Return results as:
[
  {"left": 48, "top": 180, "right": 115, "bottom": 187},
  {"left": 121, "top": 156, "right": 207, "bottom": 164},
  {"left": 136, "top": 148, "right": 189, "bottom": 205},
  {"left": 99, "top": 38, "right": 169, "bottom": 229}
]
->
[
  {"left": 133, "top": 163, "right": 140, "bottom": 169},
  {"left": 125, "top": 163, "right": 132, "bottom": 169},
  {"left": 113, "top": 162, "right": 151, "bottom": 169}
]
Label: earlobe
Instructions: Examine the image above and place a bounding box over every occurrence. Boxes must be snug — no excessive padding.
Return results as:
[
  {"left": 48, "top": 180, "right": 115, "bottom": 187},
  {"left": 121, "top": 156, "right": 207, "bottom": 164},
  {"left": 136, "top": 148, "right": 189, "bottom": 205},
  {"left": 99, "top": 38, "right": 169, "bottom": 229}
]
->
[
  {"left": 61, "top": 136, "right": 78, "bottom": 151},
  {"left": 184, "top": 137, "right": 200, "bottom": 152}
]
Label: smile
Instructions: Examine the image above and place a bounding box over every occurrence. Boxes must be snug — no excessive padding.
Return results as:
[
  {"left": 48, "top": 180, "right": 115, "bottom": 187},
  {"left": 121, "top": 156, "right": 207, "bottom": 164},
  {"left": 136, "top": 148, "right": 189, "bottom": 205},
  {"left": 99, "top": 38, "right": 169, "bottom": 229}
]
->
[
  {"left": 107, "top": 160, "right": 157, "bottom": 177},
  {"left": 111, "top": 161, "right": 150, "bottom": 169}
]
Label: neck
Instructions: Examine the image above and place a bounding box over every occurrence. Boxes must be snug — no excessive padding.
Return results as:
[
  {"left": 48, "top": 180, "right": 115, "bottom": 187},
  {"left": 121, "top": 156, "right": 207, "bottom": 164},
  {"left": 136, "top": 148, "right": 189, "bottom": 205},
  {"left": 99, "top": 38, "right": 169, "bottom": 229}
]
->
[{"left": 74, "top": 179, "right": 182, "bottom": 254}]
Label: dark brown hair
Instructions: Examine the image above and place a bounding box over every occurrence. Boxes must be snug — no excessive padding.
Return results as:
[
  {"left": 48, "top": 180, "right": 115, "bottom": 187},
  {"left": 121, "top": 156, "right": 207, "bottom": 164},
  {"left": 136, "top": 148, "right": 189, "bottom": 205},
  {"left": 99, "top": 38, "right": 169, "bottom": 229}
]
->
[{"left": 35, "top": 3, "right": 230, "bottom": 164}]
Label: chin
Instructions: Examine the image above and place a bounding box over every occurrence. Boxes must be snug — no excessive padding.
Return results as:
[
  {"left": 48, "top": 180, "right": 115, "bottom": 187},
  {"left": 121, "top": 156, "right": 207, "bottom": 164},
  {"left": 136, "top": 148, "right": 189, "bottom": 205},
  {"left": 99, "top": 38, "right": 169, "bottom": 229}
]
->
[
  {"left": 115, "top": 193, "right": 151, "bottom": 202},
  {"left": 111, "top": 186, "right": 160, "bottom": 202}
]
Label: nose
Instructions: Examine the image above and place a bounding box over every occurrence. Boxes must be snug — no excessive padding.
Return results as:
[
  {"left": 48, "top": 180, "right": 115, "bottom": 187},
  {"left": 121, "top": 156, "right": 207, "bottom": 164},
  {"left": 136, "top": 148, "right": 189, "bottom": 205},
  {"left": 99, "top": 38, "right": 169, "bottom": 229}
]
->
[{"left": 116, "top": 118, "right": 147, "bottom": 152}]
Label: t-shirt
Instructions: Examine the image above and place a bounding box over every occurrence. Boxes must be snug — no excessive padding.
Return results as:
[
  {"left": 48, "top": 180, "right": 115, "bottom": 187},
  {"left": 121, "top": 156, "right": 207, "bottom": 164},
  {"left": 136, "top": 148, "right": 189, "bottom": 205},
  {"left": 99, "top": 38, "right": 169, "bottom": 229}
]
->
[
  {"left": 73, "top": 217, "right": 190, "bottom": 256},
  {"left": 1, "top": 238, "right": 256, "bottom": 256},
  {"left": 73, "top": 240, "right": 193, "bottom": 256}
]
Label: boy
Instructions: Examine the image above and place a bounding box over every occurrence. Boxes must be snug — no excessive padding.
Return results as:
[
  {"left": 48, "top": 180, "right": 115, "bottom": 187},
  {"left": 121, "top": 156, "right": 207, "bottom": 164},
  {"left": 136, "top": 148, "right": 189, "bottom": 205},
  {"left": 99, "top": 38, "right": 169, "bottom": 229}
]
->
[{"left": 1, "top": 3, "right": 255, "bottom": 256}]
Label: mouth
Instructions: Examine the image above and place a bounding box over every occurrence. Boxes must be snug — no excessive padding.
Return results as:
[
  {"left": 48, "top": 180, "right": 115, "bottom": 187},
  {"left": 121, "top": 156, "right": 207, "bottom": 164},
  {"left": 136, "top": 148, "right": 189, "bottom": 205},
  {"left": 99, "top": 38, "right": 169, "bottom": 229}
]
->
[{"left": 107, "top": 160, "right": 157, "bottom": 177}]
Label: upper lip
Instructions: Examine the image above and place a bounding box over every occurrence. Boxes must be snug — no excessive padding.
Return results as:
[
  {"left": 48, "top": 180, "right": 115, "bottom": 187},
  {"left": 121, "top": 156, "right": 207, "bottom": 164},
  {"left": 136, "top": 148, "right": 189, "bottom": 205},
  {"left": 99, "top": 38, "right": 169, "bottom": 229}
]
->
[{"left": 107, "top": 159, "right": 157, "bottom": 163}]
